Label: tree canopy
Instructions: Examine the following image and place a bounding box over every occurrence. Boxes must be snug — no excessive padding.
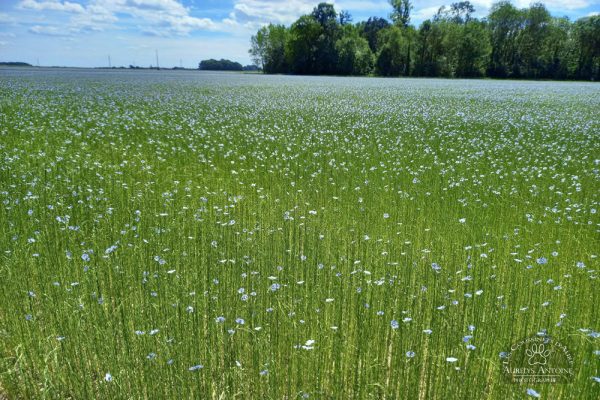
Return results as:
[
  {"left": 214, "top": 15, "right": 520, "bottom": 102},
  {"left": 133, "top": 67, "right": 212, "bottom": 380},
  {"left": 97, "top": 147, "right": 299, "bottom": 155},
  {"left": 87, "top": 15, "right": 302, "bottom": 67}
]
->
[
  {"left": 198, "top": 59, "right": 243, "bottom": 71},
  {"left": 249, "top": 1, "right": 600, "bottom": 80}
]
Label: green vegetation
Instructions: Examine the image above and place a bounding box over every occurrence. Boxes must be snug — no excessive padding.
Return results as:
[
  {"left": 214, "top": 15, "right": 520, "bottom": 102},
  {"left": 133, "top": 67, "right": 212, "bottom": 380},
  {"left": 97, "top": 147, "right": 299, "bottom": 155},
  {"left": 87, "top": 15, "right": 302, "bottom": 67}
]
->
[
  {"left": 0, "top": 62, "right": 33, "bottom": 67},
  {"left": 249, "top": 1, "right": 600, "bottom": 80},
  {"left": 199, "top": 59, "right": 244, "bottom": 71},
  {"left": 198, "top": 59, "right": 259, "bottom": 72},
  {"left": 0, "top": 70, "right": 598, "bottom": 399}
]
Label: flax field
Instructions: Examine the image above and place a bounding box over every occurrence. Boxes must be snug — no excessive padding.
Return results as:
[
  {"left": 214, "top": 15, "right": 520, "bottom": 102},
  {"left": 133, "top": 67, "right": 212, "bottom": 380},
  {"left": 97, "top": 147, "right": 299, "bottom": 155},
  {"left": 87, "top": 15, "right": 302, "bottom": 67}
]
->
[{"left": 0, "top": 68, "right": 598, "bottom": 399}]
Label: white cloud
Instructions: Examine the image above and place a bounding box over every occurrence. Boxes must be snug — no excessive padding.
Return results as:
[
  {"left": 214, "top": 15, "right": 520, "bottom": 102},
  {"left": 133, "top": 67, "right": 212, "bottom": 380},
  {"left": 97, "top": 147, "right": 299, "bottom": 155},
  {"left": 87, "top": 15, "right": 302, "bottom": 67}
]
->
[
  {"left": 94, "top": 0, "right": 222, "bottom": 35},
  {"left": 0, "top": 12, "right": 17, "bottom": 25},
  {"left": 226, "top": 0, "right": 391, "bottom": 31},
  {"left": 94, "top": 0, "right": 187, "bottom": 16},
  {"left": 19, "top": 0, "right": 86, "bottom": 14},
  {"left": 514, "top": 0, "right": 592, "bottom": 10},
  {"left": 67, "top": 5, "right": 117, "bottom": 33},
  {"left": 29, "top": 25, "right": 72, "bottom": 36},
  {"left": 335, "top": 0, "right": 390, "bottom": 13},
  {"left": 408, "top": 1, "right": 493, "bottom": 22},
  {"left": 16, "top": 0, "right": 221, "bottom": 37},
  {"left": 409, "top": 0, "right": 596, "bottom": 23},
  {"left": 229, "top": 0, "right": 316, "bottom": 26},
  {"left": 412, "top": 5, "right": 443, "bottom": 21},
  {"left": 142, "top": 14, "right": 216, "bottom": 35},
  {"left": 163, "top": 15, "right": 215, "bottom": 31}
]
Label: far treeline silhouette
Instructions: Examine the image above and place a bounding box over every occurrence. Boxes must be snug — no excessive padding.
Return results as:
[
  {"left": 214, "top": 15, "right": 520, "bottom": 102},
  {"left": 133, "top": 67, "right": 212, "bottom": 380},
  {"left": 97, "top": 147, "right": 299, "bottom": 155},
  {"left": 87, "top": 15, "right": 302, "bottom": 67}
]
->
[
  {"left": 0, "top": 62, "right": 33, "bottom": 67},
  {"left": 199, "top": 59, "right": 259, "bottom": 71},
  {"left": 249, "top": 1, "right": 600, "bottom": 80}
]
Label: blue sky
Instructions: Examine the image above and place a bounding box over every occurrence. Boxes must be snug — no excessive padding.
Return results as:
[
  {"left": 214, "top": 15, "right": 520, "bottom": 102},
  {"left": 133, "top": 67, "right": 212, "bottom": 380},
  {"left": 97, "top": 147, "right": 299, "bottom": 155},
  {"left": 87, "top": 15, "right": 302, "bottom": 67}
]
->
[{"left": 0, "top": 0, "right": 598, "bottom": 68}]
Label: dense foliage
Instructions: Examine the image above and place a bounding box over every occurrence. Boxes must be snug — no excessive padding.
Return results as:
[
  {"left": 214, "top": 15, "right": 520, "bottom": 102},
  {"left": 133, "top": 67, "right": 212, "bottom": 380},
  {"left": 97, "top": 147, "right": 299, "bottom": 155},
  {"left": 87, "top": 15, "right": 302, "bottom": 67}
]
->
[
  {"left": 199, "top": 59, "right": 244, "bottom": 71},
  {"left": 0, "top": 62, "right": 32, "bottom": 67},
  {"left": 249, "top": 1, "right": 600, "bottom": 80}
]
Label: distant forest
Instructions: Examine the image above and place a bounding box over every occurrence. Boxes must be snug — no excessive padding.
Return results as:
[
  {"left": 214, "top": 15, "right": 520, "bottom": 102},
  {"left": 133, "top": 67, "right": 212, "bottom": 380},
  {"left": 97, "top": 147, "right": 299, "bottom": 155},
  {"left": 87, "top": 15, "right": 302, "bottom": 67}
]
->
[
  {"left": 0, "top": 62, "right": 32, "bottom": 67},
  {"left": 199, "top": 59, "right": 259, "bottom": 71},
  {"left": 249, "top": 1, "right": 600, "bottom": 80}
]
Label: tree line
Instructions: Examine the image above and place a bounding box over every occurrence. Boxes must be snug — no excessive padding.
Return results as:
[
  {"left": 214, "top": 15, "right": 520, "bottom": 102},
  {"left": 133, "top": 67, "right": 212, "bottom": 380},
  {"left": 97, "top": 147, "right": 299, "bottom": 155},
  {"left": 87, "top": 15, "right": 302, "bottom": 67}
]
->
[
  {"left": 199, "top": 59, "right": 259, "bottom": 71},
  {"left": 249, "top": 1, "right": 600, "bottom": 80}
]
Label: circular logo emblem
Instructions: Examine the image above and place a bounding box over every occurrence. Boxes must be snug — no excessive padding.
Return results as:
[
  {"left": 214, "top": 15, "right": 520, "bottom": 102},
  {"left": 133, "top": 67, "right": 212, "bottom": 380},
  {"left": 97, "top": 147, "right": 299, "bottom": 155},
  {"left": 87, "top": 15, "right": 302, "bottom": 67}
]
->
[{"left": 502, "top": 335, "right": 575, "bottom": 384}]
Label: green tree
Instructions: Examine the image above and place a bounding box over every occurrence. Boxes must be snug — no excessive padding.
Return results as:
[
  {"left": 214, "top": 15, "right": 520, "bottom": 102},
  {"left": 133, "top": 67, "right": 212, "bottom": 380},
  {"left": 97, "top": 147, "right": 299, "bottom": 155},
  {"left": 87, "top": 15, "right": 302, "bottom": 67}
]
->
[
  {"left": 450, "top": 1, "right": 475, "bottom": 24},
  {"left": 249, "top": 24, "right": 289, "bottom": 73},
  {"left": 283, "top": 3, "right": 344, "bottom": 75},
  {"left": 359, "top": 17, "right": 390, "bottom": 53},
  {"left": 539, "top": 17, "right": 577, "bottom": 79},
  {"left": 415, "top": 19, "right": 447, "bottom": 76},
  {"left": 339, "top": 10, "right": 353, "bottom": 25},
  {"left": 312, "top": 3, "right": 341, "bottom": 74},
  {"left": 418, "top": 7, "right": 489, "bottom": 78},
  {"left": 249, "top": 27, "right": 267, "bottom": 70},
  {"left": 286, "top": 15, "right": 323, "bottom": 74},
  {"left": 377, "top": 26, "right": 411, "bottom": 76},
  {"left": 456, "top": 20, "right": 491, "bottom": 77},
  {"left": 336, "top": 32, "right": 374, "bottom": 75},
  {"left": 390, "top": 0, "right": 412, "bottom": 27},
  {"left": 437, "top": 20, "right": 461, "bottom": 76},
  {"left": 247, "top": 0, "right": 591, "bottom": 81},
  {"left": 574, "top": 15, "right": 600, "bottom": 80},
  {"left": 198, "top": 59, "right": 243, "bottom": 71},
  {"left": 312, "top": 2, "right": 337, "bottom": 26},
  {"left": 516, "top": 3, "right": 552, "bottom": 78},
  {"left": 487, "top": 1, "right": 525, "bottom": 77}
]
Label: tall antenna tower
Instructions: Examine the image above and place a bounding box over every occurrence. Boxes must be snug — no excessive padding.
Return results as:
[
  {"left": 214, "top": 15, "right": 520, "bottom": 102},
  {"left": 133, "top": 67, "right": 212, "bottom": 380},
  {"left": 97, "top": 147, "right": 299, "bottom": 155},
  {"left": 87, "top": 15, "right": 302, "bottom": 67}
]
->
[
  {"left": 155, "top": 50, "right": 159, "bottom": 70},
  {"left": 108, "top": 55, "right": 111, "bottom": 68}
]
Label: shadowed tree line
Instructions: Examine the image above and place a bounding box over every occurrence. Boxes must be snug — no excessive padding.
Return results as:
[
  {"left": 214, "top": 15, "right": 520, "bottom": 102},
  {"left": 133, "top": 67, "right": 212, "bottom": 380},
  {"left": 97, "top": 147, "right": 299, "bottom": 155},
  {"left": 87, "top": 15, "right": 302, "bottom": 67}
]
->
[
  {"left": 198, "top": 59, "right": 260, "bottom": 71},
  {"left": 249, "top": 1, "right": 600, "bottom": 80}
]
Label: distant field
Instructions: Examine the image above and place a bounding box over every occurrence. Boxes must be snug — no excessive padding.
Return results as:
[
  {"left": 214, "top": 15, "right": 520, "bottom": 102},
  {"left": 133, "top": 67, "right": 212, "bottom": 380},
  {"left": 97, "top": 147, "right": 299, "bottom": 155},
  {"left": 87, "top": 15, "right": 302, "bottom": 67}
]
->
[{"left": 0, "top": 68, "right": 598, "bottom": 399}]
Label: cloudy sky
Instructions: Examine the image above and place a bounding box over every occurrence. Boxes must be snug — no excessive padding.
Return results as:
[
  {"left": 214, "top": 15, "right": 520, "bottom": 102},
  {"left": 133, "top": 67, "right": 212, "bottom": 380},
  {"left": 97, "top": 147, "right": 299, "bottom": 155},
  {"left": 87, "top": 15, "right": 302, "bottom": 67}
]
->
[{"left": 0, "top": 0, "right": 598, "bottom": 68}]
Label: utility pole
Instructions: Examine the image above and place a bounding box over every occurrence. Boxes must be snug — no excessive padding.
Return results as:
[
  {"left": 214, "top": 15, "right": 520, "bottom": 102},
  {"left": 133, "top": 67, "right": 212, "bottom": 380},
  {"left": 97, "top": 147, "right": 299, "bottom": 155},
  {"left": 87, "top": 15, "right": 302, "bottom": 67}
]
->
[{"left": 155, "top": 50, "right": 159, "bottom": 70}]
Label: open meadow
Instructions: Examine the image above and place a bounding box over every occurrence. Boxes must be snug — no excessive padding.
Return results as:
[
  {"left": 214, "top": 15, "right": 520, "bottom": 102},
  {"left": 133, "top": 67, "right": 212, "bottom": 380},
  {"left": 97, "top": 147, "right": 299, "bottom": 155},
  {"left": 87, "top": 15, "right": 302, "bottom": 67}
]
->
[{"left": 0, "top": 68, "right": 598, "bottom": 399}]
